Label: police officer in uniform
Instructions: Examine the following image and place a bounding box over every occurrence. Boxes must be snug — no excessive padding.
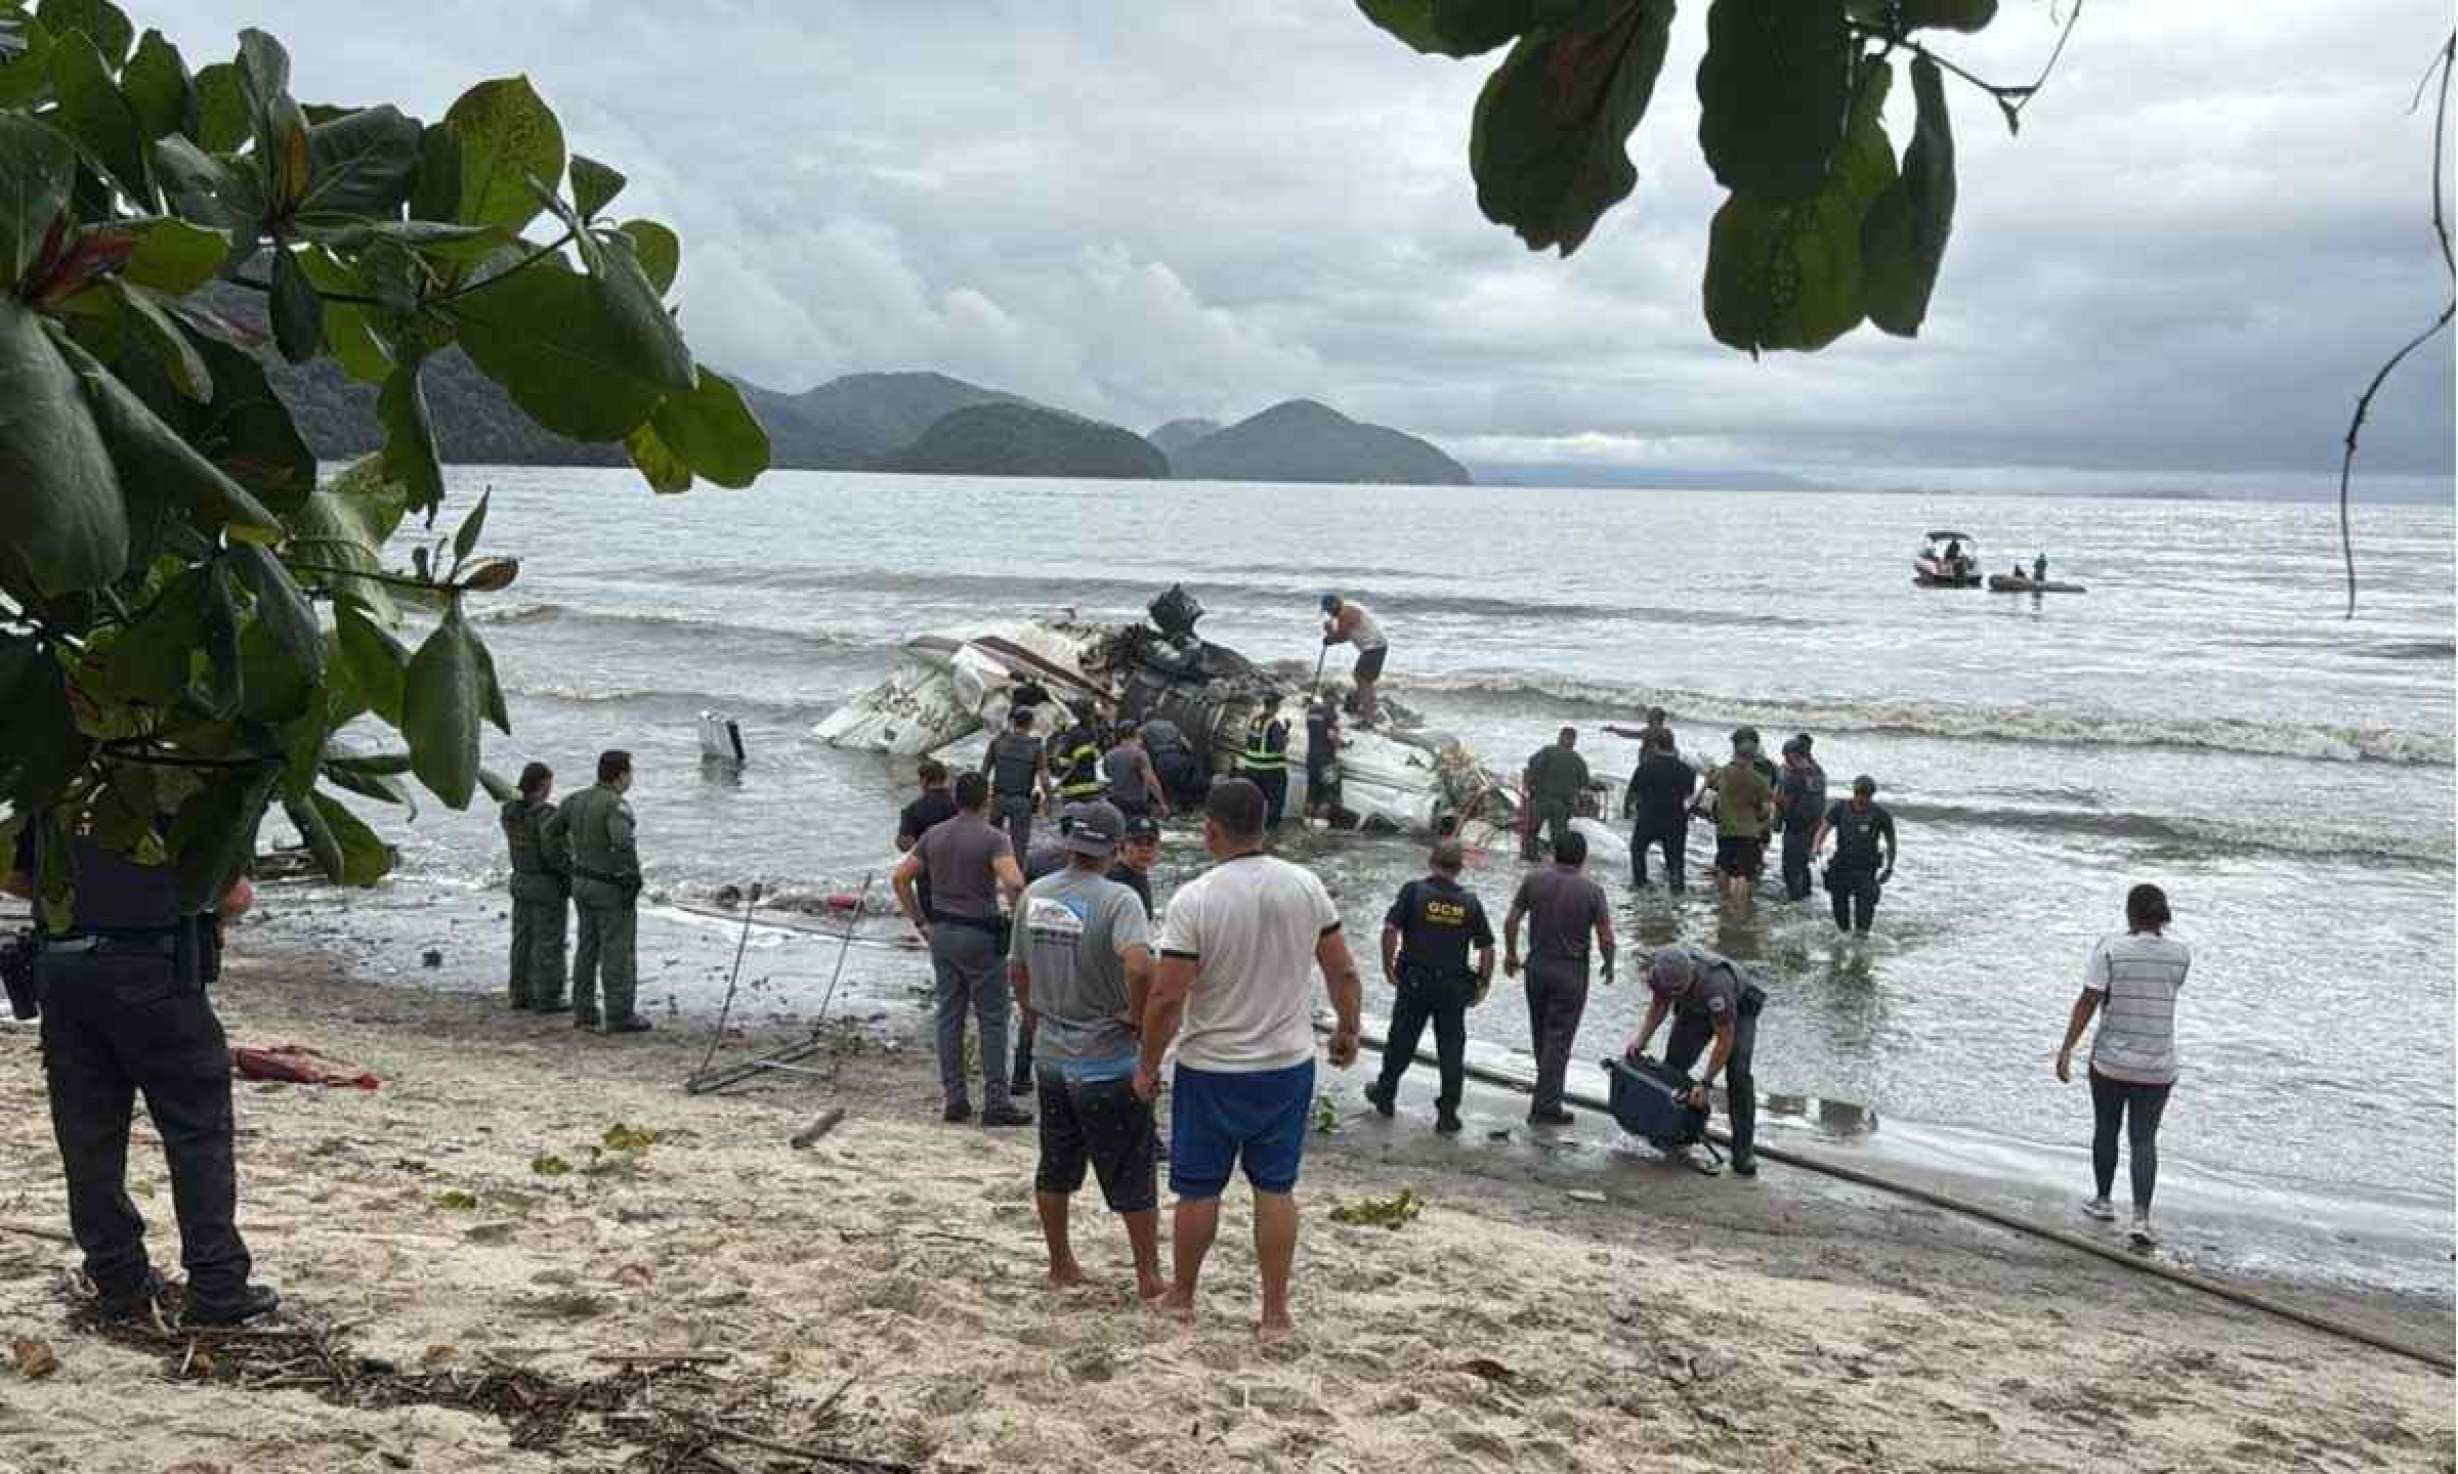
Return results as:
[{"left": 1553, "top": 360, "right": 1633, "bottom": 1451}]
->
[
  {"left": 5, "top": 824, "right": 278, "bottom": 1323},
  {"left": 1239, "top": 702, "right": 1291, "bottom": 829},
  {"left": 1629, "top": 943, "right": 1767, "bottom": 1176},
  {"left": 982, "top": 706, "right": 1050, "bottom": 861},
  {"left": 1363, "top": 839, "right": 1494, "bottom": 1135},
  {"left": 1812, "top": 775, "right": 1898, "bottom": 935},
  {"left": 559, "top": 750, "right": 649, "bottom": 1033},
  {"left": 500, "top": 761, "right": 569, "bottom": 1012},
  {"left": 1773, "top": 736, "right": 1827, "bottom": 903}
]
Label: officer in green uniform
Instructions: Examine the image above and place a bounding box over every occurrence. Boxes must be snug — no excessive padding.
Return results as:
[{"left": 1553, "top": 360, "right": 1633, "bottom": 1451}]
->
[
  {"left": 500, "top": 761, "right": 569, "bottom": 1012},
  {"left": 558, "top": 750, "right": 649, "bottom": 1033},
  {"left": 1521, "top": 727, "right": 1591, "bottom": 862},
  {"left": 1240, "top": 703, "right": 1291, "bottom": 828},
  {"left": 1049, "top": 707, "right": 1107, "bottom": 807}
]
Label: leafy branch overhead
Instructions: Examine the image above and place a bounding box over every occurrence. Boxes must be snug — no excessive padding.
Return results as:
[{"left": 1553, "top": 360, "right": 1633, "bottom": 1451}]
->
[
  {"left": 0, "top": 0, "right": 769, "bottom": 910},
  {"left": 1357, "top": 0, "right": 2078, "bottom": 354}
]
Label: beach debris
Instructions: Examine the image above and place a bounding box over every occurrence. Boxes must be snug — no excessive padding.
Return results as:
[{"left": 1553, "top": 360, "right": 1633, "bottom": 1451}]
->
[
  {"left": 1566, "top": 1189, "right": 1609, "bottom": 1205},
  {"left": 433, "top": 1190, "right": 481, "bottom": 1211},
  {"left": 615, "top": 1264, "right": 655, "bottom": 1290},
  {"left": 421, "top": 949, "right": 443, "bottom": 969},
  {"left": 1453, "top": 1356, "right": 1516, "bottom": 1384},
  {"left": 601, "top": 1122, "right": 660, "bottom": 1153},
  {"left": 1312, "top": 1094, "right": 1340, "bottom": 1135},
  {"left": 790, "top": 1107, "right": 849, "bottom": 1149},
  {"left": 232, "top": 1044, "right": 381, "bottom": 1090},
  {"left": 10, "top": 1336, "right": 58, "bottom": 1379},
  {"left": 1329, "top": 1189, "right": 1424, "bottom": 1230},
  {"left": 530, "top": 1153, "right": 573, "bottom": 1177}
]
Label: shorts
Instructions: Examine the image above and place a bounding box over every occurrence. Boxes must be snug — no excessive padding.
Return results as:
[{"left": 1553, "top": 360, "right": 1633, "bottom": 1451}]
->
[
  {"left": 1714, "top": 835, "right": 1764, "bottom": 877},
  {"left": 1353, "top": 645, "right": 1388, "bottom": 683},
  {"left": 1168, "top": 1059, "right": 1315, "bottom": 1199},
  {"left": 1035, "top": 1069, "right": 1159, "bottom": 1213}
]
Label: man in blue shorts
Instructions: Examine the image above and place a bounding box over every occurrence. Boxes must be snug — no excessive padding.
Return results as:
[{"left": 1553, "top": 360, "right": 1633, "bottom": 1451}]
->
[{"left": 1134, "top": 779, "right": 1364, "bottom": 1337}]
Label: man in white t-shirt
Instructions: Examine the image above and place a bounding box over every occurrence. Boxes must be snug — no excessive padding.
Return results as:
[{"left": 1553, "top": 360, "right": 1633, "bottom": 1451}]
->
[{"left": 1134, "top": 778, "right": 1363, "bottom": 1338}]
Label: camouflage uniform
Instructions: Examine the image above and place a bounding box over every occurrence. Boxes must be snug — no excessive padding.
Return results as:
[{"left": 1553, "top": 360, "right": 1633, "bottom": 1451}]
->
[
  {"left": 499, "top": 796, "right": 569, "bottom": 1010},
  {"left": 557, "top": 783, "right": 641, "bottom": 1028}
]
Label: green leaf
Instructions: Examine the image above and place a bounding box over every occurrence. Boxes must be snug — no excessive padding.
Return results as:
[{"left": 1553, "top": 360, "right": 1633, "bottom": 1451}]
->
[
  {"left": 575, "top": 222, "right": 693, "bottom": 391},
  {"left": 300, "top": 103, "right": 421, "bottom": 217},
  {"left": 1850, "top": 0, "right": 1996, "bottom": 32},
  {"left": 119, "top": 214, "right": 225, "bottom": 293},
  {"left": 34, "top": 0, "right": 129, "bottom": 70},
  {"left": 0, "top": 299, "right": 126, "bottom": 596},
  {"left": 651, "top": 368, "right": 769, "bottom": 489},
  {"left": 408, "top": 119, "right": 459, "bottom": 223},
  {"left": 377, "top": 356, "right": 444, "bottom": 514},
  {"left": 106, "top": 278, "right": 207, "bottom": 398},
  {"left": 320, "top": 748, "right": 415, "bottom": 812},
  {"left": 1703, "top": 56, "right": 1896, "bottom": 354},
  {"left": 282, "top": 791, "right": 342, "bottom": 879},
  {"left": 310, "top": 789, "right": 390, "bottom": 883},
  {"left": 238, "top": 616, "right": 309, "bottom": 722},
  {"left": 192, "top": 60, "right": 243, "bottom": 150},
  {"left": 616, "top": 218, "right": 677, "bottom": 295},
  {"left": 1697, "top": 0, "right": 1850, "bottom": 201},
  {"left": 233, "top": 27, "right": 287, "bottom": 120},
  {"left": 478, "top": 766, "right": 519, "bottom": 805},
  {"left": 1356, "top": 0, "right": 1541, "bottom": 57},
  {"left": 46, "top": 28, "right": 149, "bottom": 205},
  {"left": 167, "top": 761, "right": 275, "bottom": 912},
  {"left": 569, "top": 152, "right": 623, "bottom": 219},
  {"left": 1468, "top": 0, "right": 1675, "bottom": 256},
  {"left": 442, "top": 75, "right": 563, "bottom": 232},
  {"left": 452, "top": 260, "right": 664, "bottom": 440},
  {"left": 0, "top": 112, "right": 76, "bottom": 287},
  {"left": 471, "top": 617, "right": 509, "bottom": 734},
  {"left": 624, "top": 420, "right": 691, "bottom": 493},
  {"left": 452, "top": 488, "right": 489, "bottom": 565},
  {"left": 174, "top": 321, "right": 316, "bottom": 512},
  {"left": 268, "top": 244, "right": 322, "bottom": 361},
  {"left": 0, "top": 637, "right": 79, "bottom": 807},
  {"left": 335, "top": 599, "right": 409, "bottom": 724},
  {"left": 294, "top": 244, "right": 390, "bottom": 383},
  {"left": 404, "top": 598, "right": 485, "bottom": 809},
  {"left": 228, "top": 541, "right": 323, "bottom": 684},
  {"left": 288, "top": 455, "right": 411, "bottom": 624},
  {"left": 194, "top": 557, "right": 243, "bottom": 718},
  {"left": 119, "top": 28, "right": 191, "bottom": 143},
  {"left": 1863, "top": 54, "right": 1955, "bottom": 337},
  {"left": 100, "top": 565, "right": 204, "bottom": 705},
  {"left": 149, "top": 132, "right": 257, "bottom": 229},
  {"left": 0, "top": 15, "right": 56, "bottom": 111}
]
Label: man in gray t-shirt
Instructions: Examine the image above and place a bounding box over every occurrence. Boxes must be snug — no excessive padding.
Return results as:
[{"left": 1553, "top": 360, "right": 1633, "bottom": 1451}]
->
[
  {"left": 1503, "top": 831, "right": 1615, "bottom": 1126},
  {"left": 1006, "top": 801, "right": 1163, "bottom": 1298},
  {"left": 893, "top": 773, "right": 1028, "bottom": 1126}
]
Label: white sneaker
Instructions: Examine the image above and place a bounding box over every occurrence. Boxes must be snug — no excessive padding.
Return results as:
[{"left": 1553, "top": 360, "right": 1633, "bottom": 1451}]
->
[
  {"left": 2081, "top": 1196, "right": 2116, "bottom": 1222},
  {"left": 2127, "top": 1215, "right": 2158, "bottom": 1246}
]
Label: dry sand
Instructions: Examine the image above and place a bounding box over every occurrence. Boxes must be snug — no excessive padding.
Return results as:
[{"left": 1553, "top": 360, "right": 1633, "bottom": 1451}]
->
[{"left": 0, "top": 941, "right": 2450, "bottom": 1473}]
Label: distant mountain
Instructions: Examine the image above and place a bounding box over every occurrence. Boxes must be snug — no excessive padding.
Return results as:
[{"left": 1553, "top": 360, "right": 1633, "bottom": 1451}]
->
[
  {"left": 740, "top": 371, "right": 1027, "bottom": 469},
  {"left": 882, "top": 402, "right": 1168, "bottom": 480},
  {"left": 1169, "top": 400, "right": 1469, "bottom": 486},
  {"left": 1146, "top": 417, "right": 1222, "bottom": 457}
]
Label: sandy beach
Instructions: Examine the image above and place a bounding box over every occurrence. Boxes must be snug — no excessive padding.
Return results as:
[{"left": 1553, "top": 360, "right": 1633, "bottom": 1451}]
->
[{"left": 0, "top": 938, "right": 2449, "bottom": 1474}]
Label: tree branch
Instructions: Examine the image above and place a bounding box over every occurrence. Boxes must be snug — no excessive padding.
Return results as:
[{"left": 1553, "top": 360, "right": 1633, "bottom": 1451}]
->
[
  {"left": 224, "top": 273, "right": 383, "bottom": 308},
  {"left": 429, "top": 228, "right": 576, "bottom": 308},
  {"left": 1848, "top": 0, "right": 2085, "bottom": 136}
]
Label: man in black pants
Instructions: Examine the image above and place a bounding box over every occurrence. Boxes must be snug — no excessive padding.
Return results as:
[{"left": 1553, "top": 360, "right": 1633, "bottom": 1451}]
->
[
  {"left": 1364, "top": 839, "right": 1494, "bottom": 1135},
  {"left": 6, "top": 830, "right": 279, "bottom": 1324},
  {"left": 1773, "top": 735, "right": 1827, "bottom": 902},
  {"left": 1628, "top": 943, "right": 1766, "bottom": 1176},
  {"left": 1813, "top": 774, "right": 1897, "bottom": 934},
  {"left": 1503, "top": 831, "right": 1614, "bottom": 1127},
  {"left": 1624, "top": 728, "right": 1696, "bottom": 892}
]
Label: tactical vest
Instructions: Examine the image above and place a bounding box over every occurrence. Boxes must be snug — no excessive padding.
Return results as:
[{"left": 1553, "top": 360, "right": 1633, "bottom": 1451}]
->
[
  {"left": 1054, "top": 730, "right": 1104, "bottom": 799},
  {"left": 1241, "top": 716, "right": 1287, "bottom": 773},
  {"left": 988, "top": 732, "right": 1041, "bottom": 797},
  {"left": 501, "top": 799, "right": 555, "bottom": 874}
]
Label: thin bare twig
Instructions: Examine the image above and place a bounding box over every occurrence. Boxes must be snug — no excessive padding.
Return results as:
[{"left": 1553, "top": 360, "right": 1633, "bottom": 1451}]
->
[{"left": 1845, "top": 0, "right": 2084, "bottom": 135}]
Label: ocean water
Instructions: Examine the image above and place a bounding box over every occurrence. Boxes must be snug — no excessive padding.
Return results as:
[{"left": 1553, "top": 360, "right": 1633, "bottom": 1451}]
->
[{"left": 255, "top": 468, "right": 2455, "bottom": 1285}]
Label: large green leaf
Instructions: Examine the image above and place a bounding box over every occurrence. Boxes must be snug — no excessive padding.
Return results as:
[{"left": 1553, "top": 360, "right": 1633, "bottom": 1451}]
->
[
  {"left": 0, "top": 637, "right": 79, "bottom": 806},
  {"left": 267, "top": 244, "right": 322, "bottom": 360},
  {"left": 237, "top": 614, "right": 309, "bottom": 723},
  {"left": 442, "top": 75, "right": 562, "bottom": 232},
  {"left": 194, "top": 556, "right": 242, "bottom": 718},
  {"left": 174, "top": 322, "right": 316, "bottom": 512},
  {"left": 1469, "top": 0, "right": 1675, "bottom": 256},
  {"left": 294, "top": 243, "right": 390, "bottom": 382},
  {"left": 1697, "top": 0, "right": 1849, "bottom": 201},
  {"left": 34, "top": 0, "right": 129, "bottom": 70},
  {"left": 58, "top": 331, "right": 283, "bottom": 540},
  {"left": 229, "top": 540, "right": 323, "bottom": 684},
  {"left": 120, "top": 28, "right": 191, "bottom": 143},
  {"left": 335, "top": 598, "right": 409, "bottom": 723},
  {"left": 98, "top": 564, "right": 204, "bottom": 705},
  {"left": 46, "top": 28, "right": 148, "bottom": 205},
  {"left": 377, "top": 355, "right": 444, "bottom": 514},
  {"left": 299, "top": 103, "right": 421, "bottom": 218},
  {"left": 1703, "top": 55, "right": 1896, "bottom": 353},
  {"left": 624, "top": 420, "right": 691, "bottom": 493},
  {"left": 617, "top": 217, "right": 677, "bottom": 295},
  {"left": 287, "top": 454, "right": 410, "bottom": 624},
  {"left": 119, "top": 214, "right": 224, "bottom": 293},
  {"left": 0, "top": 15, "right": 55, "bottom": 111},
  {"left": 149, "top": 132, "right": 256, "bottom": 230},
  {"left": 577, "top": 222, "right": 693, "bottom": 391},
  {"left": 452, "top": 260, "right": 663, "bottom": 440},
  {"left": 0, "top": 299, "right": 126, "bottom": 596},
  {"left": 320, "top": 746, "right": 415, "bottom": 812},
  {"left": 167, "top": 761, "right": 275, "bottom": 911},
  {"left": 403, "top": 598, "right": 484, "bottom": 809},
  {"left": 1356, "top": 0, "right": 1547, "bottom": 56},
  {"left": 110, "top": 279, "right": 206, "bottom": 398},
  {"left": 308, "top": 789, "right": 390, "bottom": 884},
  {"left": 0, "top": 112, "right": 76, "bottom": 287},
  {"left": 191, "top": 60, "right": 243, "bottom": 150},
  {"left": 569, "top": 152, "right": 623, "bottom": 219},
  {"left": 1863, "top": 53, "right": 1955, "bottom": 337},
  {"left": 651, "top": 367, "right": 769, "bottom": 489}
]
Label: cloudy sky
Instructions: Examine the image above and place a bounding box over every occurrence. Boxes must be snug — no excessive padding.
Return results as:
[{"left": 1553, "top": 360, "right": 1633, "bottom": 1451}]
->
[{"left": 166, "top": 1, "right": 2454, "bottom": 492}]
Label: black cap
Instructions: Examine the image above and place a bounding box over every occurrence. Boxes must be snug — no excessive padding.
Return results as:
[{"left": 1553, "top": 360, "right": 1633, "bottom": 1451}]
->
[
  {"left": 1852, "top": 774, "right": 1876, "bottom": 795},
  {"left": 1122, "top": 814, "right": 1160, "bottom": 842}
]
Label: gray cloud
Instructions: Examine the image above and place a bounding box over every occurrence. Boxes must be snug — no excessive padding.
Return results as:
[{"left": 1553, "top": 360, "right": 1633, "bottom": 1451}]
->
[{"left": 164, "top": 0, "right": 2454, "bottom": 489}]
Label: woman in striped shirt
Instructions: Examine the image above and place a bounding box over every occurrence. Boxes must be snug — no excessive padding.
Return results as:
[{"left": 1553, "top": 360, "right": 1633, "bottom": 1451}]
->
[{"left": 2055, "top": 884, "right": 2191, "bottom": 1246}]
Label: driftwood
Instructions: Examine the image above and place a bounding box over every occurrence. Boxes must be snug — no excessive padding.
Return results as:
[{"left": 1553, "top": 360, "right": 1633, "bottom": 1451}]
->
[{"left": 790, "top": 1107, "right": 848, "bottom": 1149}]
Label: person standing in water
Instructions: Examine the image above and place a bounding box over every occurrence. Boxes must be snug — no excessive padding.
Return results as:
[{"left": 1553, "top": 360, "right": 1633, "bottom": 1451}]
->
[
  {"left": 2055, "top": 884, "right": 2190, "bottom": 1247},
  {"left": 1520, "top": 727, "right": 1590, "bottom": 863},
  {"left": 1812, "top": 775, "right": 1896, "bottom": 934},
  {"left": 1320, "top": 594, "right": 1388, "bottom": 726}
]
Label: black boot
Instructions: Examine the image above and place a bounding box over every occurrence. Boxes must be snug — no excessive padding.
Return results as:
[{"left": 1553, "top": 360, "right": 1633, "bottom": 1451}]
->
[{"left": 186, "top": 1283, "right": 280, "bottom": 1326}]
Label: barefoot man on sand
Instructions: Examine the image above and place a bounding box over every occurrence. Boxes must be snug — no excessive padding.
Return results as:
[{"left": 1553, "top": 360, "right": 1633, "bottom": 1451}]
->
[{"left": 1133, "top": 778, "right": 1365, "bottom": 1337}]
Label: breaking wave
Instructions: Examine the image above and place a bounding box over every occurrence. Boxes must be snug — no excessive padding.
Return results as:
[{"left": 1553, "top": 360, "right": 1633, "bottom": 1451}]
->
[
  {"left": 470, "top": 601, "right": 880, "bottom": 654},
  {"left": 1890, "top": 800, "right": 2453, "bottom": 867},
  {"left": 1393, "top": 671, "right": 2456, "bottom": 767}
]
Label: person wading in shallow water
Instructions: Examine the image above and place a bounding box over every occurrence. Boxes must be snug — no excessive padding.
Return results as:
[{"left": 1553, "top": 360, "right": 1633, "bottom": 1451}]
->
[{"left": 2056, "top": 883, "right": 2190, "bottom": 1248}]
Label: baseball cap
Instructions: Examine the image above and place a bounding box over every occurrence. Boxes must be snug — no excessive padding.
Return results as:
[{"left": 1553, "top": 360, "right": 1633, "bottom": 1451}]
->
[
  {"left": 1852, "top": 774, "right": 1877, "bottom": 795},
  {"left": 1063, "top": 800, "right": 1125, "bottom": 858},
  {"left": 1122, "top": 813, "right": 1161, "bottom": 843}
]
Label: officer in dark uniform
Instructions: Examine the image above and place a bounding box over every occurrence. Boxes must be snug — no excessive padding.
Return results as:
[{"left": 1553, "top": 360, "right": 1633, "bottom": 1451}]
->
[
  {"left": 1363, "top": 839, "right": 1494, "bottom": 1135},
  {"left": 981, "top": 706, "right": 1049, "bottom": 860},
  {"left": 1239, "top": 703, "right": 1291, "bottom": 829},
  {"left": 1048, "top": 708, "right": 1107, "bottom": 809},
  {"left": 1630, "top": 943, "right": 1767, "bottom": 1176},
  {"left": 1812, "top": 775, "right": 1898, "bottom": 935},
  {"left": 1303, "top": 697, "right": 1342, "bottom": 822},
  {"left": 5, "top": 825, "right": 277, "bottom": 1323},
  {"left": 500, "top": 761, "right": 569, "bottom": 1011}
]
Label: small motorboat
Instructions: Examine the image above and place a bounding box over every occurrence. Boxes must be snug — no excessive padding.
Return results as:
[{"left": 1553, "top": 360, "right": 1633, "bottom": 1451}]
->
[
  {"left": 1914, "top": 530, "right": 1982, "bottom": 587},
  {"left": 1987, "top": 575, "right": 2087, "bottom": 594}
]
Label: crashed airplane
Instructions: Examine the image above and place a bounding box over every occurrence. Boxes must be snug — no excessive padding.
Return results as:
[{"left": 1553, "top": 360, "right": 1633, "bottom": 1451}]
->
[{"left": 811, "top": 587, "right": 1523, "bottom": 840}]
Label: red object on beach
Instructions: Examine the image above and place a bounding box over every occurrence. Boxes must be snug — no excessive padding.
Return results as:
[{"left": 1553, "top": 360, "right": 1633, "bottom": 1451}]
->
[
  {"left": 232, "top": 1044, "right": 382, "bottom": 1091},
  {"left": 825, "top": 892, "right": 861, "bottom": 911}
]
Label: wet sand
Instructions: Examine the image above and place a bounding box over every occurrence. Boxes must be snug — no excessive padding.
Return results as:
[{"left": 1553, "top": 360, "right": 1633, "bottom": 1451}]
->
[{"left": 0, "top": 939, "right": 2450, "bottom": 1473}]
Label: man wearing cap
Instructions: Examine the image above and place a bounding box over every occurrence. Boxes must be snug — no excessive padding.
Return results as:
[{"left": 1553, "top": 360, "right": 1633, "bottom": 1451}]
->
[
  {"left": 1007, "top": 801, "right": 1165, "bottom": 1299},
  {"left": 1628, "top": 944, "right": 1767, "bottom": 1176},
  {"left": 1704, "top": 731, "right": 1774, "bottom": 900},
  {"left": 1320, "top": 594, "right": 1389, "bottom": 726},
  {"left": 1773, "top": 735, "right": 1828, "bottom": 903},
  {"left": 1365, "top": 838, "right": 1495, "bottom": 1134},
  {"left": 1625, "top": 728, "right": 1697, "bottom": 892},
  {"left": 1520, "top": 727, "right": 1591, "bottom": 863},
  {"left": 1503, "top": 830, "right": 1615, "bottom": 1126},
  {"left": 981, "top": 705, "right": 1052, "bottom": 862},
  {"left": 1813, "top": 776, "right": 1898, "bottom": 935}
]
